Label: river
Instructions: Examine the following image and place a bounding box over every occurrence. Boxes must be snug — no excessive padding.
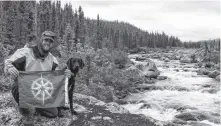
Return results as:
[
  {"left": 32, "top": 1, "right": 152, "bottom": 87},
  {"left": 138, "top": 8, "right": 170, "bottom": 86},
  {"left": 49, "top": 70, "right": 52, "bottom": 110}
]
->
[{"left": 122, "top": 54, "right": 220, "bottom": 126}]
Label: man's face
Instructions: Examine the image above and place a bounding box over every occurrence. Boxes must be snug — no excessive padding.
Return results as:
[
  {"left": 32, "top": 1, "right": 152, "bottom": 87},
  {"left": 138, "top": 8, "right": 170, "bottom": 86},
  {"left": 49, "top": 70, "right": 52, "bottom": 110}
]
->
[{"left": 41, "top": 38, "right": 54, "bottom": 52}]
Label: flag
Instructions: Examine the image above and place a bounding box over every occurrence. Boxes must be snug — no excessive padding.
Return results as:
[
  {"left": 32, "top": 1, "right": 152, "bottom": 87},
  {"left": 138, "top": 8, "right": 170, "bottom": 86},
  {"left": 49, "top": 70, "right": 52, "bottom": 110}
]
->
[{"left": 18, "top": 70, "right": 65, "bottom": 108}]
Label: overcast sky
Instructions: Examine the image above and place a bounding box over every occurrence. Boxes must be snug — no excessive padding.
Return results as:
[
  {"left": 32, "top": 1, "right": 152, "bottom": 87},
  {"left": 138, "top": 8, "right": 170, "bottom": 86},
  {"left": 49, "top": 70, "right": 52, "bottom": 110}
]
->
[{"left": 61, "top": 0, "right": 220, "bottom": 42}]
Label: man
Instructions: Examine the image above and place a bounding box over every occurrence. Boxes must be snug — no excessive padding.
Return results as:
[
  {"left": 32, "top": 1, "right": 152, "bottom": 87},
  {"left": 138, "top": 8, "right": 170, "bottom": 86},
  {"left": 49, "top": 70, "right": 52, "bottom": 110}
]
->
[{"left": 4, "top": 31, "right": 71, "bottom": 125}]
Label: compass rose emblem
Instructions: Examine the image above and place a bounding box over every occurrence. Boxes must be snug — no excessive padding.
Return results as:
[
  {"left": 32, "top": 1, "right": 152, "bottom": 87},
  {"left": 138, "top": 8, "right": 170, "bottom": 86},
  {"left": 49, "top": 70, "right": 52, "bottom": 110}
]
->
[{"left": 31, "top": 74, "right": 54, "bottom": 105}]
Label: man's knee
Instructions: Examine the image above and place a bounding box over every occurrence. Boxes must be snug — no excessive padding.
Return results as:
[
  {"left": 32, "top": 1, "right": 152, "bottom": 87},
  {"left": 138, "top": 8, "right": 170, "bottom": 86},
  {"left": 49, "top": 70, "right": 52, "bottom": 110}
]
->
[{"left": 36, "top": 108, "right": 58, "bottom": 118}]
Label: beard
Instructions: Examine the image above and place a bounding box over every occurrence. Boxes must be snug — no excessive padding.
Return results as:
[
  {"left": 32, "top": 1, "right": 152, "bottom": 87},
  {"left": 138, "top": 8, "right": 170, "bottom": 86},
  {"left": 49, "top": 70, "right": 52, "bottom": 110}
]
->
[{"left": 40, "top": 43, "right": 51, "bottom": 53}]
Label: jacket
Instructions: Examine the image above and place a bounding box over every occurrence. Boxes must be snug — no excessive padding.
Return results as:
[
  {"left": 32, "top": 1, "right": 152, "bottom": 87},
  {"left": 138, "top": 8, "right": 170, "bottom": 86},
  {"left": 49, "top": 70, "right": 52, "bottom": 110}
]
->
[{"left": 4, "top": 46, "right": 58, "bottom": 73}]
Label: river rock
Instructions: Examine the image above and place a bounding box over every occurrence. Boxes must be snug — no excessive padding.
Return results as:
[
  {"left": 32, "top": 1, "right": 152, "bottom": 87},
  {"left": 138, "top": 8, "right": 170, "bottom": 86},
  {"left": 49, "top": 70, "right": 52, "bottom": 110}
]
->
[
  {"left": 204, "top": 62, "right": 214, "bottom": 68},
  {"left": 174, "top": 69, "right": 179, "bottom": 72},
  {"left": 215, "top": 75, "right": 220, "bottom": 81},
  {"left": 180, "top": 57, "right": 192, "bottom": 63},
  {"left": 164, "top": 58, "right": 170, "bottom": 62},
  {"left": 135, "top": 56, "right": 147, "bottom": 61},
  {"left": 196, "top": 68, "right": 210, "bottom": 75},
  {"left": 115, "top": 99, "right": 128, "bottom": 105},
  {"left": 144, "top": 59, "right": 160, "bottom": 79},
  {"left": 139, "top": 103, "right": 151, "bottom": 109},
  {"left": 208, "top": 70, "right": 220, "bottom": 78},
  {"left": 175, "top": 55, "right": 181, "bottom": 60},
  {"left": 136, "top": 84, "right": 153, "bottom": 91},
  {"left": 201, "top": 88, "right": 219, "bottom": 94},
  {"left": 157, "top": 76, "right": 167, "bottom": 80},
  {"left": 168, "top": 104, "right": 197, "bottom": 111},
  {"left": 214, "top": 63, "right": 220, "bottom": 70},
  {"left": 175, "top": 111, "right": 220, "bottom": 123},
  {"left": 182, "top": 68, "right": 189, "bottom": 72}
]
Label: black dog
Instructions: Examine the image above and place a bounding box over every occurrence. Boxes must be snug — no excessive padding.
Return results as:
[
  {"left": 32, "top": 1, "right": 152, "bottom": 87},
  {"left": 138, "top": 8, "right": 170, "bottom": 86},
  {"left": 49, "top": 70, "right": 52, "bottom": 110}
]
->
[{"left": 58, "top": 58, "right": 84, "bottom": 117}]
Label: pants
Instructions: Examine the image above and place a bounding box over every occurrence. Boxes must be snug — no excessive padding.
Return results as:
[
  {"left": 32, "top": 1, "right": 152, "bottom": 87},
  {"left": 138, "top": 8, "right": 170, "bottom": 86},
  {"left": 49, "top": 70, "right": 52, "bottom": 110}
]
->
[{"left": 11, "top": 81, "right": 58, "bottom": 118}]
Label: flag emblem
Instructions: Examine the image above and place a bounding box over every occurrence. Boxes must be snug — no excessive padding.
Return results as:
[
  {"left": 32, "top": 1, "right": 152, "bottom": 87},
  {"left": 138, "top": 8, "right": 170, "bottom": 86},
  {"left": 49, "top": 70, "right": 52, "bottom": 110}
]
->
[{"left": 31, "top": 74, "right": 54, "bottom": 105}]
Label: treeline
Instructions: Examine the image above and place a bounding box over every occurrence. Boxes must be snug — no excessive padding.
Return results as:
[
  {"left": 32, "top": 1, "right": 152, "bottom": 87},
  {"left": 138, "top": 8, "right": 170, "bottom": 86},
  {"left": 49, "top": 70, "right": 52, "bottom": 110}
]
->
[
  {"left": 183, "top": 39, "right": 220, "bottom": 50},
  {"left": 0, "top": 0, "right": 184, "bottom": 55}
]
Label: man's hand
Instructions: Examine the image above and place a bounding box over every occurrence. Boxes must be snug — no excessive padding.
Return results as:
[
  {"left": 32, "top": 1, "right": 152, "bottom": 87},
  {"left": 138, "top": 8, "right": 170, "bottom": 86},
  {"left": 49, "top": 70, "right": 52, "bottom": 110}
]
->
[
  {"left": 8, "top": 66, "right": 19, "bottom": 79},
  {"left": 65, "top": 69, "right": 72, "bottom": 78}
]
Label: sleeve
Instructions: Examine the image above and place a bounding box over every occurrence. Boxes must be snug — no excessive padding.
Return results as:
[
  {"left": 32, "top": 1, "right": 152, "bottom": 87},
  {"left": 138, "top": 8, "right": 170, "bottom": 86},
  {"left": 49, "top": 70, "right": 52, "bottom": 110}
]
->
[{"left": 4, "top": 48, "right": 29, "bottom": 73}]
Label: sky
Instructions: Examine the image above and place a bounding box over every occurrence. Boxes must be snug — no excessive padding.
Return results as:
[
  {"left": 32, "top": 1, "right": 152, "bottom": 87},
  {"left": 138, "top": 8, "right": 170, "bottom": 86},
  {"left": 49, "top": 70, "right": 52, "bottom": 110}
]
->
[{"left": 60, "top": 0, "right": 220, "bottom": 42}]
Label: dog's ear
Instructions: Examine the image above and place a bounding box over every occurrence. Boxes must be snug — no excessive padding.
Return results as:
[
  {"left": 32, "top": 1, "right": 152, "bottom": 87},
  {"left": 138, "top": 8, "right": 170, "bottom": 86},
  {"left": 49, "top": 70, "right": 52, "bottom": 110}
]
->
[
  {"left": 79, "top": 59, "right": 85, "bottom": 69},
  {"left": 66, "top": 58, "right": 73, "bottom": 69}
]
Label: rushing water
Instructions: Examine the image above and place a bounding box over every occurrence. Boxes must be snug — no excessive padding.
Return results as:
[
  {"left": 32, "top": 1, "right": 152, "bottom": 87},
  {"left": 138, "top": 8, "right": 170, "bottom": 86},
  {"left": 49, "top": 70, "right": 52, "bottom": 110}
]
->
[{"left": 122, "top": 54, "right": 220, "bottom": 126}]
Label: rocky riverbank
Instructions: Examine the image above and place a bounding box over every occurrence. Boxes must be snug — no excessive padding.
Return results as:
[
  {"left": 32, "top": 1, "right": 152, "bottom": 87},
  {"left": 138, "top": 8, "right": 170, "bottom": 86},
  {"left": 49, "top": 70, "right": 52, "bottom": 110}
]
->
[{"left": 0, "top": 92, "right": 178, "bottom": 126}]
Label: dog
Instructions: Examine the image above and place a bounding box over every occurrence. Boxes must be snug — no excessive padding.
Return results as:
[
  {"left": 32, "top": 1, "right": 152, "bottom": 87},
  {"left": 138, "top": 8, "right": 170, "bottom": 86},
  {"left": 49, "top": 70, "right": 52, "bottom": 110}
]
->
[{"left": 58, "top": 58, "right": 85, "bottom": 117}]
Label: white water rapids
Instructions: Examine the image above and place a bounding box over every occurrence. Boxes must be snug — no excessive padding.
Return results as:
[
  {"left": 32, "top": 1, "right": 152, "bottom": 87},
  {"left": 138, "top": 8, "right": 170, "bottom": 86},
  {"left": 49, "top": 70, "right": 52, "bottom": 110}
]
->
[{"left": 122, "top": 54, "right": 220, "bottom": 126}]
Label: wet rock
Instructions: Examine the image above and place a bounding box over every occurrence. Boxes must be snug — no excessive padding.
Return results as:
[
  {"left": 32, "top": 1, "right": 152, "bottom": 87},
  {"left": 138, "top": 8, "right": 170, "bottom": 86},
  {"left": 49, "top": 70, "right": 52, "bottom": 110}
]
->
[
  {"left": 214, "top": 63, "right": 220, "bottom": 70},
  {"left": 144, "top": 59, "right": 160, "bottom": 79},
  {"left": 135, "top": 57, "right": 147, "bottom": 61},
  {"left": 145, "top": 78, "right": 156, "bottom": 84},
  {"left": 215, "top": 75, "right": 220, "bottom": 81},
  {"left": 182, "top": 69, "right": 189, "bottom": 72},
  {"left": 175, "top": 55, "right": 181, "bottom": 60},
  {"left": 201, "top": 88, "right": 219, "bottom": 94},
  {"left": 175, "top": 111, "right": 220, "bottom": 123},
  {"left": 157, "top": 76, "right": 167, "bottom": 80},
  {"left": 139, "top": 103, "right": 151, "bottom": 110},
  {"left": 115, "top": 99, "right": 128, "bottom": 105},
  {"left": 180, "top": 57, "right": 192, "bottom": 63},
  {"left": 208, "top": 70, "right": 220, "bottom": 78},
  {"left": 204, "top": 62, "right": 214, "bottom": 68},
  {"left": 168, "top": 104, "right": 197, "bottom": 111},
  {"left": 196, "top": 68, "right": 210, "bottom": 75},
  {"left": 164, "top": 58, "right": 170, "bottom": 62},
  {"left": 136, "top": 84, "right": 153, "bottom": 91},
  {"left": 173, "top": 118, "right": 187, "bottom": 125},
  {"left": 174, "top": 69, "right": 179, "bottom": 72}
]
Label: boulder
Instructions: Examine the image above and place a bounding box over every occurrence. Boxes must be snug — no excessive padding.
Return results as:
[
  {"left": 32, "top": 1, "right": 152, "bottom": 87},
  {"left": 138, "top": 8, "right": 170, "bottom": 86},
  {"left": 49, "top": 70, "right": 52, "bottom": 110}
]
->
[
  {"left": 135, "top": 57, "right": 147, "bottom": 61},
  {"left": 180, "top": 57, "right": 192, "bottom": 63},
  {"left": 215, "top": 75, "right": 220, "bottom": 81},
  {"left": 115, "top": 99, "right": 128, "bottom": 105},
  {"left": 157, "top": 76, "right": 167, "bottom": 80},
  {"left": 139, "top": 103, "right": 151, "bottom": 109},
  {"left": 174, "top": 69, "right": 179, "bottom": 72},
  {"left": 204, "top": 62, "right": 214, "bottom": 68},
  {"left": 208, "top": 70, "right": 220, "bottom": 78},
  {"left": 164, "top": 58, "right": 170, "bottom": 62},
  {"left": 175, "top": 111, "right": 220, "bottom": 123},
  {"left": 201, "top": 88, "right": 219, "bottom": 94},
  {"left": 143, "top": 59, "right": 160, "bottom": 79},
  {"left": 214, "top": 63, "right": 220, "bottom": 70},
  {"left": 196, "top": 68, "right": 210, "bottom": 75},
  {"left": 182, "top": 69, "right": 189, "bottom": 72}
]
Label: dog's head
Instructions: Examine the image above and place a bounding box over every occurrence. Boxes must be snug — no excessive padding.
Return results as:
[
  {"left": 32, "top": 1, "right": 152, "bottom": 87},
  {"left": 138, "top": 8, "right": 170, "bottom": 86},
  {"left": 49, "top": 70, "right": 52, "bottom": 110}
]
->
[{"left": 66, "top": 58, "right": 85, "bottom": 74}]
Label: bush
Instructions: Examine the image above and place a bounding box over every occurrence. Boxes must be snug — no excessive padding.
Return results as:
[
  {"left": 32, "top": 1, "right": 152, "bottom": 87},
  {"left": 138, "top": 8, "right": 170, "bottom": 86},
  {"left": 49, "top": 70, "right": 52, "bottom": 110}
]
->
[{"left": 110, "top": 50, "right": 128, "bottom": 69}]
